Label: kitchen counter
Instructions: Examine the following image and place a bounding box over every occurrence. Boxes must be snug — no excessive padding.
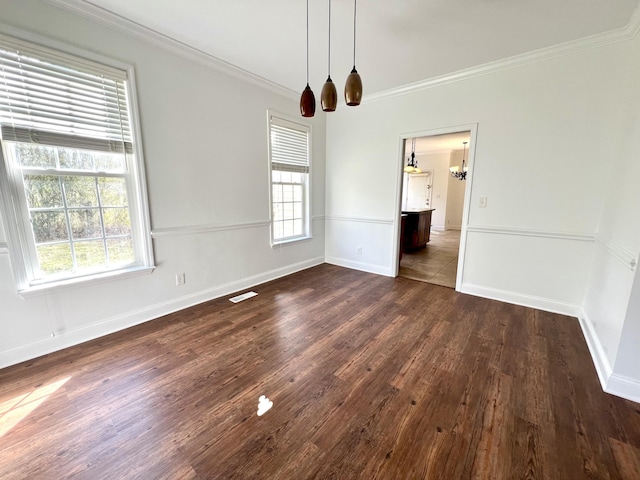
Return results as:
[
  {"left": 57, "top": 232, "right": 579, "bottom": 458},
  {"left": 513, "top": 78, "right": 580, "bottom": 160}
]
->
[{"left": 402, "top": 209, "right": 434, "bottom": 251}]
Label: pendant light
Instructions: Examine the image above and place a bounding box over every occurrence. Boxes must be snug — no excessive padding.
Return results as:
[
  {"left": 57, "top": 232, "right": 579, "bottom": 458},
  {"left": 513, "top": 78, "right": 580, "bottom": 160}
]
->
[
  {"left": 404, "top": 138, "right": 422, "bottom": 173},
  {"left": 344, "top": 0, "right": 362, "bottom": 106},
  {"left": 300, "top": 0, "right": 316, "bottom": 117},
  {"left": 321, "top": 0, "right": 337, "bottom": 112},
  {"left": 450, "top": 141, "right": 468, "bottom": 180}
]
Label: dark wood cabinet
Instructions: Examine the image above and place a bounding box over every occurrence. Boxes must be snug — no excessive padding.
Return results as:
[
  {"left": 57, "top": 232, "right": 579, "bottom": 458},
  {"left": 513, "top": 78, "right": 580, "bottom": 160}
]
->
[{"left": 402, "top": 209, "right": 433, "bottom": 251}]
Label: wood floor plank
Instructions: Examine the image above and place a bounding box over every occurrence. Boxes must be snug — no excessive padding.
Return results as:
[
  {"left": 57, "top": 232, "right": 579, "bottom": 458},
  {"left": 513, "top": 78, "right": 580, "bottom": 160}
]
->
[{"left": 1, "top": 264, "right": 639, "bottom": 479}]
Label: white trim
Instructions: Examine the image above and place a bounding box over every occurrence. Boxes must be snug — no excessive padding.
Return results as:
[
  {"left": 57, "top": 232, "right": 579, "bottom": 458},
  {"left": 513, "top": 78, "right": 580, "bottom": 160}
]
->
[
  {"left": 577, "top": 310, "right": 612, "bottom": 391},
  {"left": 150, "top": 216, "right": 325, "bottom": 238},
  {"left": 578, "top": 308, "right": 640, "bottom": 404},
  {"left": 361, "top": 8, "right": 640, "bottom": 105},
  {"left": 0, "top": 242, "right": 7, "bottom": 254},
  {"left": 460, "top": 282, "right": 582, "bottom": 318},
  {"left": 17, "top": 266, "right": 155, "bottom": 298},
  {"left": 41, "top": 0, "right": 297, "bottom": 100},
  {"left": 325, "top": 256, "right": 394, "bottom": 277},
  {"left": 393, "top": 123, "right": 478, "bottom": 293},
  {"left": 466, "top": 225, "right": 595, "bottom": 242},
  {"left": 152, "top": 221, "right": 270, "bottom": 238},
  {"left": 325, "top": 215, "right": 394, "bottom": 225},
  {"left": 594, "top": 237, "right": 638, "bottom": 271},
  {"left": 0, "top": 256, "right": 324, "bottom": 369},
  {"left": 40, "top": 0, "right": 640, "bottom": 106},
  {"left": 607, "top": 374, "right": 640, "bottom": 404}
]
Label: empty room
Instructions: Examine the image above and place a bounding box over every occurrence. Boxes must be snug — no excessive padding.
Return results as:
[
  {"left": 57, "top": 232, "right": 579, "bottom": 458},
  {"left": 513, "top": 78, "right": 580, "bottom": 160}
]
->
[{"left": 1, "top": 0, "right": 640, "bottom": 478}]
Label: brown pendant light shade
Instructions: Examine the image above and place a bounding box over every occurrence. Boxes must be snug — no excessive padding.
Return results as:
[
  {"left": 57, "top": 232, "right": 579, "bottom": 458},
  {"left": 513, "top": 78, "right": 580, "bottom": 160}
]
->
[
  {"left": 321, "top": 77, "right": 337, "bottom": 112},
  {"left": 300, "top": 0, "right": 315, "bottom": 117},
  {"left": 344, "top": 0, "right": 362, "bottom": 106},
  {"left": 321, "top": 0, "right": 337, "bottom": 112},
  {"left": 344, "top": 67, "right": 362, "bottom": 106},
  {"left": 300, "top": 84, "right": 316, "bottom": 117}
]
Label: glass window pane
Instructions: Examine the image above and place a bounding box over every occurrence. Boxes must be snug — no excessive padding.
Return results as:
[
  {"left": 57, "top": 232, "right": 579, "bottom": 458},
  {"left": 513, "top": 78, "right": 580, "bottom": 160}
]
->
[
  {"left": 94, "top": 152, "right": 125, "bottom": 173},
  {"left": 272, "top": 184, "right": 283, "bottom": 202},
  {"left": 273, "top": 202, "right": 283, "bottom": 221},
  {"left": 36, "top": 243, "right": 73, "bottom": 275},
  {"left": 294, "top": 185, "right": 303, "bottom": 201},
  {"left": 283, "top": 220, "right": 294, "bottom": 238},
  {"left": 283, "top": 185, "right": 293, "bottom": 202},
  {"left": 15, "top": 143, "right": 57, "bottom": 168},
  {"left": 294, "top": 219, "right": 303, "bottom": 236},
  {"left": 294, "top": 203, "right": 302, "bottom": 219},
  {"left": 283, "top": 203, "right": 294, "bottom": 220},
  {"left": 74, "top": 240, "right": 106, "bottom": 270},
  {"left": 31, "top": 211, "right": 68, "bottom": 243},
  {"left": 103, "top": 207, "right": 131, "bottom": 236},
  {"left": 98, "top": 177, "right": 128, "bottom": 207},
  {"left": 281, "top": 172, "right": 292, "bottom": 183},
  {"left": 272, "top": 171, "right": 282, "bottom": 182},
  {"left": 273, "top": 221, "right": 283, "bottom": 240},
  {"left": 24, "top": 175, "right": 63, "bottom": 208},
  {"left": 64, "top": 176, "right": 98, "bottom": 207},
  {"left": 58, "top": 148, "right": 95, "bottom": 170},
  {"left": 70, "top": 209, "right": 102, "bottom": 239},
  {"left": 107, "top": 237, "right": 134, "bottom": 265}
]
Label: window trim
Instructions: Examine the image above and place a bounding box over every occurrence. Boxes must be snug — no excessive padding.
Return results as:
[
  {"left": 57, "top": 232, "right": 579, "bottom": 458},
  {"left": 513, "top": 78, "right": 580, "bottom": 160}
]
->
[
  {"left": 0, "top": 29, "right": 154, "bottom": 293},
  {"left": 267, "top": 110, "right": 312, "bottom": 246}
]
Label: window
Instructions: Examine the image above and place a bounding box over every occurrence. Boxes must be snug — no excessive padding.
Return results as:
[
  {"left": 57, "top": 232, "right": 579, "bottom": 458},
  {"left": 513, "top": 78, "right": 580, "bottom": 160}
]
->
[
  {"left": 0, "top": 33, "right": 153, "bottom": 291},
  {"left": 268, "top": 113, "right": 311, "bottom": 244}
]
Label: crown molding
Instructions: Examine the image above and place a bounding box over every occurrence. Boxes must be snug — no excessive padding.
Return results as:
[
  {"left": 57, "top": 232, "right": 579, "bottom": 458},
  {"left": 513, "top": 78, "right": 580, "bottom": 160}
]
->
[
  {"left": 42, "top": 0, "right": 298, "bottom": 100},
  {"left": 42, "top": 0, "right": 640, "bottom": 107},
  {"left": 363, "top": 5, "right": 640, "bottom": 105}
]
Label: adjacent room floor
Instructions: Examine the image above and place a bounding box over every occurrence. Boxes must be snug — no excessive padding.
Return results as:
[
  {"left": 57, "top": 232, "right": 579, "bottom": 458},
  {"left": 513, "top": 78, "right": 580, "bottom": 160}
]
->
[
  {"left": 1, "top": 264, "right": 639, "bottom": 479},
  {"left": 399, "top": 229, "right": 460, "bottom": 288}
]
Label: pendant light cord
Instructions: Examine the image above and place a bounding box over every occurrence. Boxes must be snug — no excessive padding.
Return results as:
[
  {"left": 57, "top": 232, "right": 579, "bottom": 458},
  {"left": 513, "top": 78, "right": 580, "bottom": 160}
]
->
[
  {"left": 306, "top": 0, "right": 310, "bottom": 84},
  {"left": 328, "top": 0, "right": 332, "bottom": 75},
  {"left": 352, "top": 0, "right": 357, "bottom": 67}
]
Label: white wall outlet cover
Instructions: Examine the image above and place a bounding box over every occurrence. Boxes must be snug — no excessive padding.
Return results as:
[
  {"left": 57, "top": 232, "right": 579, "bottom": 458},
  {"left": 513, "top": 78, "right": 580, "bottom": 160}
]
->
[{"left": 257, "top": 395, "right": 273, "bottom": 416}]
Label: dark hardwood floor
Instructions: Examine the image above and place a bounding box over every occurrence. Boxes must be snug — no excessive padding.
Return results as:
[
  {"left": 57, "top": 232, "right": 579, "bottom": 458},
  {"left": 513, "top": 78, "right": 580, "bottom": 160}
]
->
[{"left": 1, "top": 264, "right": 640, "bottom": 479}]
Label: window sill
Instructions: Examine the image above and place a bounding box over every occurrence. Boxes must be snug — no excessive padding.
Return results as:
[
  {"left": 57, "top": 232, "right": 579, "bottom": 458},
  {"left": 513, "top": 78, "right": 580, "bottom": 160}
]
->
[
  {"left": 18, "top": 265, "right": 156, "bottom": 298},
  {"left": 271, "top": 235, "right": 313, "bottom": 248}
]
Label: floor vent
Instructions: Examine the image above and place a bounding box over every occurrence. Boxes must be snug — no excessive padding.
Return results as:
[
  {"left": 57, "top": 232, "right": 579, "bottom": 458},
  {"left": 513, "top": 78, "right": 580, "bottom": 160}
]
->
[{"left": 229, "top": 291, "right": 258, "bottom": 303}]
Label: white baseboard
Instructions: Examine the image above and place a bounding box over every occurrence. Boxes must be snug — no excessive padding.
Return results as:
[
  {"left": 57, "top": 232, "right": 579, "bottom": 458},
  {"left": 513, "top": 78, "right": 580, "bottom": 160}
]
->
[
  {"left": 0, "top": 257, "right": 325, "bottom": 369},
  {"left": 325, "top": 256, "right": 394, "bottom": 277},
  {"left": 460, "top": 283, "right": 582, "bottom": 317},
  {"left": 576, "top": 310, "right": 612, "bottom": 390},
  {"left": 607, "top": 374, "right": 640, "bottom": 404},
  {"left": 578, "top": 308, "right": 640, "bottom": 404}
]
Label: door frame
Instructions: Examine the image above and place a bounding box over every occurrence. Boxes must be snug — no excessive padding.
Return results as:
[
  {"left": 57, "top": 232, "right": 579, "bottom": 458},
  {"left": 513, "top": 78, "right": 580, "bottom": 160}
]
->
[{"left": 392, "top": 123, "right": 479, "bottom": 291}]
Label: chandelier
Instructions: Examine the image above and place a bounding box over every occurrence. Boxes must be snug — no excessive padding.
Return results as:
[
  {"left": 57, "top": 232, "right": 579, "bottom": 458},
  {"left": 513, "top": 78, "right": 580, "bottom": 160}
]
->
[
  {"left": 450, "top": 141, "right": 468, "bottom": 180},
  {"left": 404, "top": 138, "right": 422, "bottom": 173}
]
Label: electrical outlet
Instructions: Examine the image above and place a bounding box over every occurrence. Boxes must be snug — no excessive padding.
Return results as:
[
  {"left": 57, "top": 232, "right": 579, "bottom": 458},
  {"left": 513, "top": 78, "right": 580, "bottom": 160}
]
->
[
  {"left": 479, "top": 197, "right": 488, "bottom": 208},
  {"left": 357, "top": 246, "right": 363, "bottom": 255},
  {"left": 176, "top": 273, "right": 186, "bottom": 285}
]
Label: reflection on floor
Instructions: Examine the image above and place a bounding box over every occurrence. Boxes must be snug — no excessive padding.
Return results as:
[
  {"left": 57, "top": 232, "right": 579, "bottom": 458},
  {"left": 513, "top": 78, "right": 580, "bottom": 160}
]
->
[{"left": 399, "top": 229, "right": 461, "bottom": 288}]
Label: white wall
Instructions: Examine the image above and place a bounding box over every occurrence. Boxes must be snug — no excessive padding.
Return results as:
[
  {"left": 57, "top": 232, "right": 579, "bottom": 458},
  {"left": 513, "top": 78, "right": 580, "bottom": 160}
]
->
[
  {"left": 445, "top": 149, "right": 466, "bottom": 230},
  {"left": 0, "top": 0, "right": 326, "bottom": 368},
  {"left": 414, "top": 152, "right": 449, "bottom": 229},
  {"left": 581, "top": 25, "right": 640, "bottom": 402},
  {"left": 325, "top": 19, "right": 640, "bottom": 400}
]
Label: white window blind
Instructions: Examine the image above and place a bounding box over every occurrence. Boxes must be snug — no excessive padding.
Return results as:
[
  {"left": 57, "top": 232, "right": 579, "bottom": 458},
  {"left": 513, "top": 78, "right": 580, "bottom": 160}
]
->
[
  {"left": 270, "top": 119, "right": 309, "bottom": 174},
  {"left": 0, "top": 36, "right": 132, "bottom": 152}
]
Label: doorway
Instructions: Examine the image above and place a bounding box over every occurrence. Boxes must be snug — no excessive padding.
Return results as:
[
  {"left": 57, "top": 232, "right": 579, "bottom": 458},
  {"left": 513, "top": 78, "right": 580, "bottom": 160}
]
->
[{"left": 395, "top": 127, "right": 475, "bottom": 290}]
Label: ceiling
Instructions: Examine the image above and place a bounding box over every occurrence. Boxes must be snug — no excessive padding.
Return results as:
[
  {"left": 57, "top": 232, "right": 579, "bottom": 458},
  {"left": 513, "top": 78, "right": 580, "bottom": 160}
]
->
[
  {"left": 80, "top": 0, "right": 639, "bottom": 98},
  {"left": 406, "top": 132, "right": 471, "bottom": 155}
]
